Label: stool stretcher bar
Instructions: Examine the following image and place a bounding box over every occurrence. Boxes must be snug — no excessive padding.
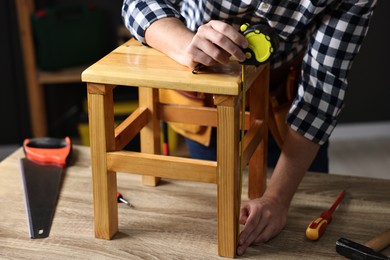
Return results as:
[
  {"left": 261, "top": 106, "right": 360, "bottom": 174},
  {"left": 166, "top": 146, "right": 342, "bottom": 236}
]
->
[
  {"left": 107, "top": 151, "right": 217, "bottom": 183},
  {"left": 114, "top": 107, "right": 148, "bottom": 150},
  {"left": 157, "top": 103, "right": 252, "bottom": 130}
]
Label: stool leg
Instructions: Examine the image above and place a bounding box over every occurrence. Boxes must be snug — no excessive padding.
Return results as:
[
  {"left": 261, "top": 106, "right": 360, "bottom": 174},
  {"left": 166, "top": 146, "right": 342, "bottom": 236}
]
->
[
  {"left": 87, "top": 83, "right": 118, "bottom": 239},
  {"left": 139, "top": 87, "right": 161, "bottom": 186},
  {"left": 248, "top": 65, "right": 269, "bottom": 200},
  {"left": 215, "top": 95, "right": 240, "bottom": 258}
]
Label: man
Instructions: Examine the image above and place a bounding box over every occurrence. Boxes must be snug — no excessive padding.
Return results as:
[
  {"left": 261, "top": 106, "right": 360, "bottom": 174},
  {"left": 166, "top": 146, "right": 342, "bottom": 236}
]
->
[{"left": 122, "top": 0, "right": 377, "bottom": 255}]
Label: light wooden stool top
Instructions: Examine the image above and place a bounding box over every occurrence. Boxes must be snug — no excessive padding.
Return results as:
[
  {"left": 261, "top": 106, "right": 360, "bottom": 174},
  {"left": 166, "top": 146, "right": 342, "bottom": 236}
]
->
[{"left": 82, "top": 39, "right": 264, "bottom": 95}]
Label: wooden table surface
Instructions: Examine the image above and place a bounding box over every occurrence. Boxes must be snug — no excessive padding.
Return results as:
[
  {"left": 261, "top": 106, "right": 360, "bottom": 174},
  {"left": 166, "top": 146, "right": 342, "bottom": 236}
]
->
[{"left": 1, "top": 146, "right": 389, "bottom": 259}]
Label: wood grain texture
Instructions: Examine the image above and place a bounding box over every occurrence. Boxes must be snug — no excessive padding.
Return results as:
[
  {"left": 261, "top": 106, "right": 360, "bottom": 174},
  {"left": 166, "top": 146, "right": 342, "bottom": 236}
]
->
[
  {"left": 107, "top": 151, "right": 217, "bottom": 183},
  {"left": 138, "top": 87, "right": 161, "bottom": 187},
  {"left": 115, "top": 107, "right": 149, "bottom": 151},
  {"left": 81, "top": 39, "right": 266, "bottom": 96},
  {"left": 242, "top": 120, "right": 263, "bottom": 167},
  {"left": 216, "top": 95, "right": 240, "bottom": 257},
  {"left": 87, "top": 83, "right": 118, "bottom": 239},
  {"left": 248, "top": 64, "right": 269, "bottom": 199},
  {"left": 1, "top": 146, "right": 390, "bottom": 259}
]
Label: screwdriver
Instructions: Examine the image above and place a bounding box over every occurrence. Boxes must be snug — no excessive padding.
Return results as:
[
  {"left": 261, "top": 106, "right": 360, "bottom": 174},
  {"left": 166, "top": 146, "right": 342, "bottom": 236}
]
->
[
  {"left": 116, "top": 192, "right": 133, "bottom": 208},
  {"left": 306, "top": 190, "right": 346, "bottom": 241}
]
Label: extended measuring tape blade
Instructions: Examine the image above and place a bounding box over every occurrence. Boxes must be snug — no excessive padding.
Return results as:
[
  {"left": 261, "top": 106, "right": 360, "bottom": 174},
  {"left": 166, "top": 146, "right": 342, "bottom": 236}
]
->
[
  {"left": 237, "top": 64, "right": 247, "bottom": 240},
  {"left": 19, "top": 158, "right": 63, "bottom": 238},
  {"left": 240, "top": 64, "right": 246, "bottom": 174}
]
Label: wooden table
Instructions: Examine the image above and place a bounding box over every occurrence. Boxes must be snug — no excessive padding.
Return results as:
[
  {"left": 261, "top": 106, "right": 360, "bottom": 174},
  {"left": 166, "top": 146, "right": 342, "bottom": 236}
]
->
[{"left": 1, "top": 145, "right": 389, "bottom": 259}]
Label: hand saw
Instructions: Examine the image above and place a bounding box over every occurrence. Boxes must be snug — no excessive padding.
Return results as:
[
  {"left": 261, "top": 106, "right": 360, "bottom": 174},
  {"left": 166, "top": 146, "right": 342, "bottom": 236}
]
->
[{"left": 19, "top": 137, "right": 72, "bottom": 238}]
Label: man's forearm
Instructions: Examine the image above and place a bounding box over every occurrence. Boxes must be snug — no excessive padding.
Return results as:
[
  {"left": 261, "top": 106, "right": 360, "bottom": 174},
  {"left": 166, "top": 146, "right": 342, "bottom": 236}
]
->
[
  {"left": 145, "top": 17, "right": 194, "bottom": 66},
  {"left": 265, "top": 127, "right": 320, "bottom": 207}
]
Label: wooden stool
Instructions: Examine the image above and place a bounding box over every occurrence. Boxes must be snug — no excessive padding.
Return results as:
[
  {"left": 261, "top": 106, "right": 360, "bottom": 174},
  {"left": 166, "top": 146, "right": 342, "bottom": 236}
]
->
[{"left": 81, "top": 39, "right": 269, "bottom": 258}]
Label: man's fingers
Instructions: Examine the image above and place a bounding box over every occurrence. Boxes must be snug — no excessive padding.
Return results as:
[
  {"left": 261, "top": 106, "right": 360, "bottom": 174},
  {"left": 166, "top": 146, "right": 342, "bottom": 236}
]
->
[
  {"left": 198, "top": 35, "right": 231, "bottom": 64},
  {"left": 238, "top": 206, "right": 265, "bottom": 245},
  {"left": 239, "top": 204, "right": 250, "bottom": 224},
  {"left": 238, "top": 220, "right": 266, "bottom": 256},
  {"left": 253, "top": 224, "right": 278, "bottom": 245},
  {"left": 237, "top": 197, "right": 288, "bottom": 256},
  {"left": 207, "top": 20, "right": 248, "bottom": 48},
  {"left": 237, "top": 209, "right": 270, "bottom": 256},
  {"left": 196, "top": 21, "right": 247, "bottom": 62},
  {"left": 188, "top": 38, "right": 219, "bottom": 66},
  {"left": 186, "top": 20, "right": 248, "bottom": 66}
]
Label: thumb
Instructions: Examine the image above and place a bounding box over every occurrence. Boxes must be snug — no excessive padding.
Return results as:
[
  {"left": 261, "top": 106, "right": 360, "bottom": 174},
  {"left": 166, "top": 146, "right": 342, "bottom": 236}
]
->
[{"left": 239, "top": 205, "right": 250, "bottom": 224}]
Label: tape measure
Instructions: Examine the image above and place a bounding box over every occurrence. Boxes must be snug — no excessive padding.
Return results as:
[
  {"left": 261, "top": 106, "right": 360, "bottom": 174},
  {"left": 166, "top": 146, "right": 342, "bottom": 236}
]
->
[{"left": 239, "top": 23, "right": 279, "bottom": 66}]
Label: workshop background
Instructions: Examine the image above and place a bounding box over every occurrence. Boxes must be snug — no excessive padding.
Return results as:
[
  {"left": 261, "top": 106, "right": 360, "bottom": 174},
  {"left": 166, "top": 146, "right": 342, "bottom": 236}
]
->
[{"left": 1, "top": 0, "right": 389, "bottom": 178}]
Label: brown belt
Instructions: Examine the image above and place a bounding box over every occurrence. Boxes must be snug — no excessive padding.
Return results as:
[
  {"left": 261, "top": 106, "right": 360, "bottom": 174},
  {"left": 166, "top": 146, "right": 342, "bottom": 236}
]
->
[
  {"left": 270, "top": 51, "right": 304, "bottom": 90},
  {"left": 268, "top": 51, "right": 305, "bottom": 148}
]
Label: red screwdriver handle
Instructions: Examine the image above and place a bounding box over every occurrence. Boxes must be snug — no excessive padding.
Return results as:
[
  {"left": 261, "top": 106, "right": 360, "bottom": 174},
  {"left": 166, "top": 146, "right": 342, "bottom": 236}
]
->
[
  {"left": 307, "top": 217, "right": 329, "bottom": 240},
  {"left": 23, "top": 137, "right": 72, "bottom": 168},
  {"left": 306, "top": 190, "right": 346, "bottom": 241}
]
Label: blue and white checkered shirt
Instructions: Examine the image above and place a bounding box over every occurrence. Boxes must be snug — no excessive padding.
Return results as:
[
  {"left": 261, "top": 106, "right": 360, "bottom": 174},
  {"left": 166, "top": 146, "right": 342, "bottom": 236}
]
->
[{"left": 122, "top": 0, "right": 377, "bottom": 144}]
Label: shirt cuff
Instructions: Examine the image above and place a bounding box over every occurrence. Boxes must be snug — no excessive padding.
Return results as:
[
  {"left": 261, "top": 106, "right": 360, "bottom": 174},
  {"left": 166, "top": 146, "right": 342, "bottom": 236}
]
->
[
  {"left": 123, "top": 1, "right": 183, "bottom": 44},
  {"left": 286, "top": 100, "right": 338, "bottom": 145}
]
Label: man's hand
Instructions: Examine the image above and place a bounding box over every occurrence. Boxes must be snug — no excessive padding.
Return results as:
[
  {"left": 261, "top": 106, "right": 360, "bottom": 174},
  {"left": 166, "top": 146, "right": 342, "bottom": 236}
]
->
[
  {"left": 145, "top": 18, "right": 247, "bottom": 69},
  {"left": 237, "top": 196, "right": 288, "bottom": 256},
  {"left": 237, "top": 128, "right": 320, "bottom": 255},
  {"left": 185, "top": 20, "right": 248, "bottom": 67}
]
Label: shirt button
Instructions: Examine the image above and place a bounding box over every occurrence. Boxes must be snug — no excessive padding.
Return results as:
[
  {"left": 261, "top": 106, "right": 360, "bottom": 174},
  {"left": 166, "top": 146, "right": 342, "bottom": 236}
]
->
[{"left": 260, "top": 2, "right": 269, "bottom": 9}]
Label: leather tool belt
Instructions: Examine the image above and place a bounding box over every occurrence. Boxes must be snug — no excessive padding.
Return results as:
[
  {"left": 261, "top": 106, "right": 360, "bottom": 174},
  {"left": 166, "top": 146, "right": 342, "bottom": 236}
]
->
[
  {"left": 160, "top": 52, "right": 304, "bottom": 148},
  {"left": 268, "top": 51, "right": 304, "bottom": 148}
]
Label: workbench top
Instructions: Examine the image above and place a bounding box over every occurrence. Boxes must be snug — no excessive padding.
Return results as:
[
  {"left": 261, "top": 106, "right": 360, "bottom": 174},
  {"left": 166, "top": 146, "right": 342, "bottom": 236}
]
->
[{"left": 0, "top": 145, "right": 389, "bottom": 259}]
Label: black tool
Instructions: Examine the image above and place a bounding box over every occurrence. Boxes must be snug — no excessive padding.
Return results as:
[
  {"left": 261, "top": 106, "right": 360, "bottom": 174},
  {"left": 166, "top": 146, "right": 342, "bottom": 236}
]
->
[
  {"left": 19, "top": 137, "right": 72, "bottom": 238},
  {"left": 336, "top": 229, "right": 390, "bottom": 260},
  {"left": 117, "top": 192, "right": 133, "bottom": 207}
]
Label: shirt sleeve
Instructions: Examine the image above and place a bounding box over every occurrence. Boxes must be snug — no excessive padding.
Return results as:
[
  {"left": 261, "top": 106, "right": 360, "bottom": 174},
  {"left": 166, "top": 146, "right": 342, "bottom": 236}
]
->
[
  {"left": 122, "top": 0, "right": 183, "bottom": 44},
  {"left": 287, "top": 0, "right": 377, "bottom": 145}
]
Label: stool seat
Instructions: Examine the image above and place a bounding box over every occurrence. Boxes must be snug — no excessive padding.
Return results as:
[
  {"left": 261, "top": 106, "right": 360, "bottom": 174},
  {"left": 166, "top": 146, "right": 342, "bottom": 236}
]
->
[
  {"left": 82, "top": 40, "right": 261, "bottom": 95},
  {"left": 82, "top": 38, "right": 269, "bottom": 258}
]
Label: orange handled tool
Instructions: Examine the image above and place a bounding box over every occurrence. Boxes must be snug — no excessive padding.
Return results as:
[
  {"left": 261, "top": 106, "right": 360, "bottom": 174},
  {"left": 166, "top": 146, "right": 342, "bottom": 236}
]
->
[
  {"left": 23, "top": 136, "right": 72, "bottom": 167},
  {"left": 306, "top": 190, "right": 346, "bottom": 241},
  {"left": 20, "top": 137, "right": 72, "bottom": 238}
]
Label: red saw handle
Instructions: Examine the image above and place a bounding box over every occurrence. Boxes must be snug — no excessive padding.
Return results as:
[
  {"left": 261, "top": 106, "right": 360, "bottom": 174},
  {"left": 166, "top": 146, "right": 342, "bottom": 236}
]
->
[{"left": 23, "top": 137, "right": 72, "bottom": 167}]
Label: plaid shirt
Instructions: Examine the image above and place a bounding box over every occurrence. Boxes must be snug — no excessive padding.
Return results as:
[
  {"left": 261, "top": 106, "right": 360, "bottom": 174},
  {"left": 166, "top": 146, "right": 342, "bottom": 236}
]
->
[{"left": 122, "top": 0, "right": 377, "bottom": 144}]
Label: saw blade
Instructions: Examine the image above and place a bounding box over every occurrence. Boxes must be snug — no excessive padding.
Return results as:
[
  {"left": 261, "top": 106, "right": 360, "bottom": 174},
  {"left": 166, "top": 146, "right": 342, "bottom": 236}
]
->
[{"left": 19, "top": 158, "right": 63, "bottom": 239}]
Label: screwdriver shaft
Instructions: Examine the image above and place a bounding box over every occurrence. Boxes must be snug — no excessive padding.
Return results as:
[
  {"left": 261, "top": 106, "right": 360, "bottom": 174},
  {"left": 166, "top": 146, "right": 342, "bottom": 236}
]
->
[
  {"left": 328, "top": 190, "right": 346, "bottom": 215},
  {"left": 117, "top": 192, "right": 133, "bottom": 207}
]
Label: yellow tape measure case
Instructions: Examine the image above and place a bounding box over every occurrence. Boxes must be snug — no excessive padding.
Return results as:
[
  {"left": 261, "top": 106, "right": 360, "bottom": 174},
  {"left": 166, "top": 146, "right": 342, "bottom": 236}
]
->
[{"left": 239, "top": 23, "right": 279, "bottom": 66}]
